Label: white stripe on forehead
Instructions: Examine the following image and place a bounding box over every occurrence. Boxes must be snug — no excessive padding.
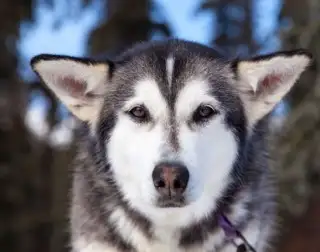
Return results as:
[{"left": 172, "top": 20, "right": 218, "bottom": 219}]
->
[
  {"left": 124, "top": 78, "right": 168, "bottom": 118},
  {"left": 166, "top": 57, "right": 174, "bottom": 88},
  {"left": 175, "top": 79, "right": 220, "bottom": 118}
]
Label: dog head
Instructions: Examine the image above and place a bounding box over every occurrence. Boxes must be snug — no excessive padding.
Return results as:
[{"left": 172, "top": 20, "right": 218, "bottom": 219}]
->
[{"left": 31, "top": 40, "right": 311, "bottom": 227}]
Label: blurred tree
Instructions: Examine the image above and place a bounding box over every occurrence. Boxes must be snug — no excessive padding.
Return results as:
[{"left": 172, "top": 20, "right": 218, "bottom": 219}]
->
[
  {"left": 0, "top": 1, "right": 36, "bottom": 251},
  {"left": 1, "top": 1, "right": 84, "bottom": 252},
  {"left": 88, "top": 0, "right": 171, "bottom": 57},
  {"left": 0, "top": 1, "right": 32, "bottom": 180},
  {"left": 198, "top": 0, "right": 256, "bottom": 57}
]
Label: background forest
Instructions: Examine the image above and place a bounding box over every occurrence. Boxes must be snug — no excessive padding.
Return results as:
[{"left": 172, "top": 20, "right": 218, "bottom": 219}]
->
[{"left": 1, "top": 0, "right": 320, "bottom": 251}]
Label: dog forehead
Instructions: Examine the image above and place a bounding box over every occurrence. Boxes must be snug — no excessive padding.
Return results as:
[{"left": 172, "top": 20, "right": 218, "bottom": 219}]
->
[
  {"left": 127, "top": 78, "right": 168, "bottom": 115},
  {"left": 175, "top": 78, "right": 220, "bottom": 115},
  {"left": 106, "top": 40, "right": 238, "bottom": 112}
]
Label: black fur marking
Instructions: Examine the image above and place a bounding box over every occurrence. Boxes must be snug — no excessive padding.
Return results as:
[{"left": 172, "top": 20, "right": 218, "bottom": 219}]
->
[
  {"left": 179, "top": 211, "right": 219, "bottom": 246},
  {"left": 250, "top": 49, "right": 312, "bottom": 62},
  {"left": 120, "top": 202, "right": 154, "bottom": 239},
  {"left": 95, "top": 112, "right": 117, "bottom": 171},
  {"left": 30, "top": 53, "right": 113, "bottom": 67}
]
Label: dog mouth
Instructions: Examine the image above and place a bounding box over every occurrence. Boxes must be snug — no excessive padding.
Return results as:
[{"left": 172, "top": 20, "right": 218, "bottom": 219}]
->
[{"left": 156, "top": 196, "right": 187, "bottom": 208}]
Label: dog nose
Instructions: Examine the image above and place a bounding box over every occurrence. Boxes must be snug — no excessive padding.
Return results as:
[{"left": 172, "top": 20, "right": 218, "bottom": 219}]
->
[{"left": 152, "top": 162, "right": 189, "bottom": 197}]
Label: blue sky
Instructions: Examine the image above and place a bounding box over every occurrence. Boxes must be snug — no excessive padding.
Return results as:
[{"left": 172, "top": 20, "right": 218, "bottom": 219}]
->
[{"left": 154, "top": 0, "right": 212, "bottom": 43}]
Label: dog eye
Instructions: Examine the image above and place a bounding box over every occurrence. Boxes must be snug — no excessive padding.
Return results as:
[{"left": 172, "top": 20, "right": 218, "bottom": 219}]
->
[
  {"left": 127, "top": 105, "right": 150, "bottom": 122},
  {"left": 192, "top": 105, "right": 218, "bottom": 123}
]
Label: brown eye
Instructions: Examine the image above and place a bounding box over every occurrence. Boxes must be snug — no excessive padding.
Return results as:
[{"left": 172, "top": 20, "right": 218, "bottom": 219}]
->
[
  {"left": 127, "top": 105, "right": 150, "bottom": 122},
  {"left": 193, "top": 105, "right": 218, "bottom": 123}
]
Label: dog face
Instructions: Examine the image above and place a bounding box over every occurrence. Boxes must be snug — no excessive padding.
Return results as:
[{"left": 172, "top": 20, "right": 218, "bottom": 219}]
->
[{"left": 31, "top": 40, "right": 311, "bottom": 227}]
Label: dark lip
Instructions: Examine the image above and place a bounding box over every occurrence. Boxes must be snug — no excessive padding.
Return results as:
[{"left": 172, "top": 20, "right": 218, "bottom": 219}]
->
[{"left": 156, "top": 197, "right": 187, "bottom": 208}]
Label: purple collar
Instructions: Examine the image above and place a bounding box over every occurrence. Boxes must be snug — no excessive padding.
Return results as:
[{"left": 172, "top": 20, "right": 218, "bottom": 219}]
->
[{"left": 218, "top": 214, "right": 257, "bottom": 252}]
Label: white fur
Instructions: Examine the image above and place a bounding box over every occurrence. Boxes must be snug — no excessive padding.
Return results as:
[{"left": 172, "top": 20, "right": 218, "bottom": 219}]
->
[
  {"left": 108, "top": 77, "right": 238, "bottom": 229},
  {"left": 109, "top": 207, "right": 180, "bottom": 252},
  {"left": 73, "top": 237, "right": 119, "bottom": 252},
  {"left": 236, "top": 54, "right": 311, "bottom": 125},
  {"left": 32, "top": 58, "right": 108, "bottom": 122},
  {"left": 166, "top": 57, "right": 174, "bottom": 87}
]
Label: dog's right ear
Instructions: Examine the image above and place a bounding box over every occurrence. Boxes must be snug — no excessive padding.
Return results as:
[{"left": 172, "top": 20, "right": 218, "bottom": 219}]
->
[
  {"left": 231, "top": 50, "right": 312, "bottom": 127},
  {"left": 31, "top": 54, "right": 112, "bottom": 123}
]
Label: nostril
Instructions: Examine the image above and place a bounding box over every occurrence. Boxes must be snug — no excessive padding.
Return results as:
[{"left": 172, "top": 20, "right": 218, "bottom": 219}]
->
[
  {"left": 155, "top": 179, "right": 166, "bottom": 188},
  {"left": 173, "top": 179, "right": 181, "bottom": 189}
]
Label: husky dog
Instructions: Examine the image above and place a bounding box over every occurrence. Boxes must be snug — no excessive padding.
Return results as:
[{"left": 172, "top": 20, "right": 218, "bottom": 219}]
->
[{"left": 31, "top": 40, "right": 311, "bottom": 252}]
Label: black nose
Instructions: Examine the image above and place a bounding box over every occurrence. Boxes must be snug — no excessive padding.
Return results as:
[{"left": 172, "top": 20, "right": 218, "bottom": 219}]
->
[{"left": 152, "top": 162, "right": 189, "bottom": 198}]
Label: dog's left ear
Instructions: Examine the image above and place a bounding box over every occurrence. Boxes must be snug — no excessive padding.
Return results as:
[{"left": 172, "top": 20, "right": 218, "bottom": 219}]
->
[
  {"left": 231, "top": 50, "right": 312, "bottom": 126},
  {"left": 31, "top": 54, "right": 112, "bottom": 124}
]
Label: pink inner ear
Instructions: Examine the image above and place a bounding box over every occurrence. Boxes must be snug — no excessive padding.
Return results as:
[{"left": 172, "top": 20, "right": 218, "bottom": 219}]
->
[
  {"left": 260, "top": 73, "right": 283, "bottom": 89},
  {"left": 58, "top": 76, "right": 86, "bottom": 98}
]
